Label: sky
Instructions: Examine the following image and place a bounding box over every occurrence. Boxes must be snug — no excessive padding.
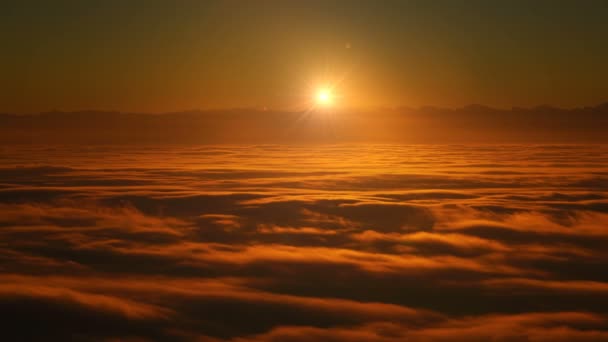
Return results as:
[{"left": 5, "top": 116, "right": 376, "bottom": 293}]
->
[{"left": 2, "top": 0, "right": 608, "bottom": 113}]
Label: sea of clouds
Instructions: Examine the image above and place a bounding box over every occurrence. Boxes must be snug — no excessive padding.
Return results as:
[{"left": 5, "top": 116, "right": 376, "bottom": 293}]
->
[{"left": 1, "top": 144, "right": 607, "bottom": 341}]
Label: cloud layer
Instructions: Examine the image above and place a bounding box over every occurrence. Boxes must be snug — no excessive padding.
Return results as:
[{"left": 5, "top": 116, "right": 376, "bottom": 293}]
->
[{"left": 1, "top": 144, "right": 608, "bottom": 340}]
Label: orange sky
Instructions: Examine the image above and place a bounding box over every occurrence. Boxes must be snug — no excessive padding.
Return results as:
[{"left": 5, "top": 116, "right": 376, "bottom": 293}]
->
[{"left": 2, "top": 1, "right": 608, "bottom": 113}]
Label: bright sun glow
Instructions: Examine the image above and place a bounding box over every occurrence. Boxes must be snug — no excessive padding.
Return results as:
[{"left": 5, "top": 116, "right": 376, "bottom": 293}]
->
[{"left": 316, "top": 89, "right": 333, "bottom": 106}]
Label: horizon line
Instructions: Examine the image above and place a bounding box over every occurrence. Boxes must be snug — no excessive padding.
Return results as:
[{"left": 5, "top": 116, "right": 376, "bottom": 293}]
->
[{"left": 3, "top": 100, "right": 608, "bottom": 116}]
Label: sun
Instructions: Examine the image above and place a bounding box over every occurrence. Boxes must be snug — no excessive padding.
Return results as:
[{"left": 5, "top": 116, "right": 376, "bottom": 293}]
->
[{"left": 315, "top": 88, "right": 333, "bottom": 106}]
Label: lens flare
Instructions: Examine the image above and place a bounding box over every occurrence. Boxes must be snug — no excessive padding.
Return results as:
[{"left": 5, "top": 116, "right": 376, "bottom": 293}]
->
[{"left": 315, "top": 88, "right": 333, "bottom": 106}]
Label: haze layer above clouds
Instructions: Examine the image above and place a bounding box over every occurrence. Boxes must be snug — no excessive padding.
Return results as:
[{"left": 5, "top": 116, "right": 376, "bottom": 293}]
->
[{"left": 2, "top": 103, "right": 608, "bottom": 144}]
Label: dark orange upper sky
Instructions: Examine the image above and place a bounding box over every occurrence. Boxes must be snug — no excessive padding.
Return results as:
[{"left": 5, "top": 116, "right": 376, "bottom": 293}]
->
[{"left": 2, "top": 0, "right": 608, "bottom": 113}]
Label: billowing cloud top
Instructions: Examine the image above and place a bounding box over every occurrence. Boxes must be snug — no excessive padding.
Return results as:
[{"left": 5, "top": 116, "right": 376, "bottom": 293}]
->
[{"left": 1, "top": 144, "right": 608, "bottom": 340}]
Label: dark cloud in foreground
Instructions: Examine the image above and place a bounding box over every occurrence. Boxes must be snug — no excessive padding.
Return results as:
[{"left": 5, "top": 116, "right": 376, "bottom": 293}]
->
[
  {"left": 1, "top": 145, "right": 608, "bottom": 340},
  {"left": 2, "top": 102, "right": 608, "bottom": 144}
]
